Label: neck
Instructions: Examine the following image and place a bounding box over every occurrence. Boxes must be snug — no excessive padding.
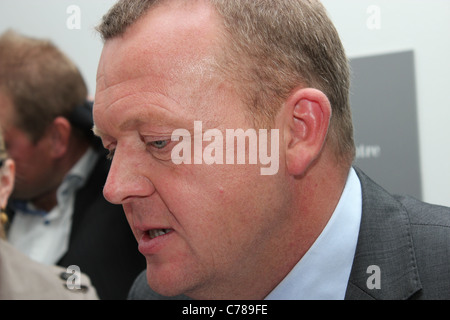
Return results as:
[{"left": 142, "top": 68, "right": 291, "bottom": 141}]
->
[
  {"left": 290, "top": 151, "right": 351, "bottom": 248},
  {"left": 255, "top": 150, "right": 351, "bottom": 299},
  {"left": 31, "top": 191, "right": 58, "bottom": 212},
  {"left": 31, "top": 140, "right": 90, "bottom": 212}
]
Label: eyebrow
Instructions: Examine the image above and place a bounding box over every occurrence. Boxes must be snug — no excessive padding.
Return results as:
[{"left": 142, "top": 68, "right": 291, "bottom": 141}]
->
[
  {"left": 118, "top": 118, "right": 146, "bottom": 132},
  {"left": 92, "top": 113, "right": 193, "bottom": 139},
  {"left": 92, "top": 125, "right": 104, "bottom": 138},
  {"left": 121, "top": 114, "right": 190, "bottom": 133}
]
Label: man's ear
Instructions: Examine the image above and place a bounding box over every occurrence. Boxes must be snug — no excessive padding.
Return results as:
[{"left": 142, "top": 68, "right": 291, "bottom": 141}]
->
[
  {"left": 282, "top": 88, "right": 331, "bottom": 176},
  {"left": 48, "top": 117, "right": 72, "bottom": 158}
]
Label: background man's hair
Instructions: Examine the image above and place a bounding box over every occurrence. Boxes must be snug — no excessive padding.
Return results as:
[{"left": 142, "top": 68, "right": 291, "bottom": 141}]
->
[
  {"left": 97, "top": 0, "right": 355, "bottom": 164},
  {"left": 0, "top": 30, "right": 88, "bottom": 143}
]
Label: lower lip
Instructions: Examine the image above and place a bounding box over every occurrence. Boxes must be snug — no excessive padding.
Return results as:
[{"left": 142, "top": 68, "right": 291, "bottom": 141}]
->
[{"left": 138, "top": 230, "right": 175, "bottom": 255}]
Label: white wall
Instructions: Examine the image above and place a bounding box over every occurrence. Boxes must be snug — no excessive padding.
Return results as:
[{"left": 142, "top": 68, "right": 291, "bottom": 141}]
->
[
  {"left": 0, "top": 0, "right": 448, "bottom": 206},
  {"left": 322, "top": 0, "right": 450, "bottom": 206},
  {"left": 0, "top": 0, "right": 114, "bottom": 96}
]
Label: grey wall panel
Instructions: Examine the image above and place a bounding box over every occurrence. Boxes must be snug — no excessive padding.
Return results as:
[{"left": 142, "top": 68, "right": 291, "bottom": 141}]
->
[{"left": 350, "top": 51, "right": 422, "bottom": 199}]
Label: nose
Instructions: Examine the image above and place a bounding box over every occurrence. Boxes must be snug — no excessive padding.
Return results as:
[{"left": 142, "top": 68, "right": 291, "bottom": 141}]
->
[{"left": 103, "top": 148, "right": 155, "bottom": 205}]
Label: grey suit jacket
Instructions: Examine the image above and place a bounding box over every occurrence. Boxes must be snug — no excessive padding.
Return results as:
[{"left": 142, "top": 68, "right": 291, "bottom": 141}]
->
[
  {"left": 128, "top": 168, "right": 450, "bottom": 300},
  {"left": 0, "top": 240, "right": 98, "bottom": 300}
]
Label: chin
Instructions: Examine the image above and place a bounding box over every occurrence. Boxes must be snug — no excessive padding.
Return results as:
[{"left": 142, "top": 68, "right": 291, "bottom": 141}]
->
[{"left": 145, "top": 264, "right": 193, "bottom": 298}]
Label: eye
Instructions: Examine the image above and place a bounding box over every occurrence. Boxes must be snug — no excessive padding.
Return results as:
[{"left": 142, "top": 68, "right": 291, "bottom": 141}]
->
[
  {"left": 148, "top": 140, "right": 169, "bottom": 149},
  {"left": 144, "top": 138, "right": 174, "bottom": 162}
]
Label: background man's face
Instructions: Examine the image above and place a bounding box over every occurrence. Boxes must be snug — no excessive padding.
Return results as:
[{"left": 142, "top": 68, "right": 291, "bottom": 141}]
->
[
  {"left": 94, "top": 2, "right": 290, "bottom": 299},
  {"left": 0, "top": 92, "right": 55, "bottom": 202}
]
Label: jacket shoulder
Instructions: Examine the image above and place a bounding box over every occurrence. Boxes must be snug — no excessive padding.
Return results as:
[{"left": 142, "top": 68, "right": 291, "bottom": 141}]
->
[
  {"left": 394, "top": 196, "right": 450, "bottom": 299},
  {"left": 0, "top": 240, "right": 98, "bottom": 300},
  {"left": 394, "top": 195, "right": 450, "bottom": 227},
  {"left": 348, "top": 168, "right": 450, "bottom": 300}
]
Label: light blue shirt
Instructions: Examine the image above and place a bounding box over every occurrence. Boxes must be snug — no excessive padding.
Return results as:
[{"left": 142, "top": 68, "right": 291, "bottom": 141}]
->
[
  {"left": 8, "top": 148, "right": 99, "bottom": 265},
  {"left": 265, "top": 167, "right": 362, "bottom": 300}
]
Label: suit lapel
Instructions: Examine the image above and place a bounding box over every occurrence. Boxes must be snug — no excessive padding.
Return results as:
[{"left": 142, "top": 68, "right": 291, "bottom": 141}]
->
[
  {"left": 67, "top": 154, "right": 110, "bottom": 245},
  {"left": 345, "top": 168, "right": 422, "bottom": 300}
]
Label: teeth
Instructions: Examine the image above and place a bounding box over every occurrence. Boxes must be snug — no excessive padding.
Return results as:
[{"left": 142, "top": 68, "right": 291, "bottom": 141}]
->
[{"left": 148, "top": 229, "right": 170, "bottom": 239}]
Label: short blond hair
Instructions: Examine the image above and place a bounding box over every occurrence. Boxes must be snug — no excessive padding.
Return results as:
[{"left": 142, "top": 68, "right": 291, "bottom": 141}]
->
[{"left": 97, "top": 0, "right": 355, "bottom": 164}]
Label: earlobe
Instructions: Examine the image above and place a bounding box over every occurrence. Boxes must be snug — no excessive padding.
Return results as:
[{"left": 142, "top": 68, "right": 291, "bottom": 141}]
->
[{"left": 284, "top": 88, "right": 331, "bottom": 176}]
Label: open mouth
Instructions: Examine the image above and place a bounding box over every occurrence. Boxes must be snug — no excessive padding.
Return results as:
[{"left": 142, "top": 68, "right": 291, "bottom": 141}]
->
[{"left": 147, "top": 229, "right": 173, "bottom": 240}]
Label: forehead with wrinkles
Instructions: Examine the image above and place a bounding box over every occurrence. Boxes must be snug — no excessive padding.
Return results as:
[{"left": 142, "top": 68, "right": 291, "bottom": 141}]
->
[
  {"left": 93, "top": 1, "right": 229, "bottom": 137},
  {"left": 96, "top": 1, "right": 222, "bottom": 95}
]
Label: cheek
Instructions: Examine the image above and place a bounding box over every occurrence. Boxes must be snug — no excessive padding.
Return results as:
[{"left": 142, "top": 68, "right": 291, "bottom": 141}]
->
[
  {"left": 11, "top": 154, "right": 35, "bottom": 179},
  {"left": 164, "top": 165, "right": 270, "bottom": 250},
  {"left": 11, "top": 138, "right": 47, "bottom": 164}
]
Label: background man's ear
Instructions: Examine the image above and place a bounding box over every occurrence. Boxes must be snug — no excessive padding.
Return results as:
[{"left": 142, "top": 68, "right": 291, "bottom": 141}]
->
[
  {"left": 283, "top": 88, "right": 331, "bottom": 176},
  {"left": 48, "top": 116, "right": 72, "bottom": 158}
]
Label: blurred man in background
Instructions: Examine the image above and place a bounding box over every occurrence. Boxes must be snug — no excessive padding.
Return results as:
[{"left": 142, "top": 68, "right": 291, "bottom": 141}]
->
[{"left": 0, "top": 30, "right": 145, "bottom": 299}]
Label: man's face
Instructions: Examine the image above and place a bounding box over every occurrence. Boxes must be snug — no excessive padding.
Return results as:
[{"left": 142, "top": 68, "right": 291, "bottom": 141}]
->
[
  {"left": 94, "top": 2, "right": 290, "bottom": 299},
  {"left": 0, "top": 92, "right": 55, "bottom": 202}
]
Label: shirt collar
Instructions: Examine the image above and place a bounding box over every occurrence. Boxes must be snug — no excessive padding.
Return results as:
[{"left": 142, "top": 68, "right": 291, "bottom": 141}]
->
[
  {"left": 265, "top": 167, "right": 362, "bottom": 300},
  {"left": 12, "top": 148, "right": 99, "bottom": 217},
  {"left": 56, "top": 147, "right": 99, "bottom": 206},
  {"left": 63, "top": 147, "right": 99, "bottom": 187}
]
